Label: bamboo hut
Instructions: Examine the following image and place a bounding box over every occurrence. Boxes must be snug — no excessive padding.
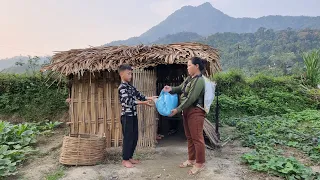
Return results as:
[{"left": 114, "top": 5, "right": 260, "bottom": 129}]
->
[{"left": 42, "top": 42, "right": 221, "bottom": 148}]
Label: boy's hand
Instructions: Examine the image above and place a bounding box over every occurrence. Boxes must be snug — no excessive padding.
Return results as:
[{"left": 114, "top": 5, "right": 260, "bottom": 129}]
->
[
  {"left": 163, "top": 85, "right": 172, "bottom": 92},
  {"left": 146, "top": 96, "right": 158, "bottom": 100},
  {"left": 137, "top": 100, "right": 154, "bottom": 107},
  {"left": 66, "top": 98, "right": 71, "bottom": 103},
  {"left": 145, "top": 100, "right": 154, "bottom": 107}
]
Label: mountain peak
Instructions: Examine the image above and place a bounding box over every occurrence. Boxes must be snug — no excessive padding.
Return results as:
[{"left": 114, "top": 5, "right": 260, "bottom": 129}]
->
[
  {"left": 180, "top": 2, "right": 214, "bottom": 11},
  {"left": 198, "top": 2, "right": 213, "bottom": 8},
  {"left": 195, "top": 2, "right": 226, "bottom": 16}
]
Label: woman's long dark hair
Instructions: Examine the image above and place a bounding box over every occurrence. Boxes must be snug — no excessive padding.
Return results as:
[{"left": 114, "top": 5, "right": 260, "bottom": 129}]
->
[{"left": 190, "top": 57, "right": 207, "bottom": 74}]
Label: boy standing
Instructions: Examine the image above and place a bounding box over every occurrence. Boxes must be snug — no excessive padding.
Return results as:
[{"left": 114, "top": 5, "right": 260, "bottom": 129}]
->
[{"left": 118, "top": 64, "right": 156, "bottom": 168}]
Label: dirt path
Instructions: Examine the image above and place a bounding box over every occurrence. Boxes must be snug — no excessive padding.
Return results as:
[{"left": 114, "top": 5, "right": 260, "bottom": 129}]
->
[
  {"left": 60, "top": 139, "right": 279, "bottom": 180},
  {"left": 10, "top": 127, "right": 281, "bottom": 180}
]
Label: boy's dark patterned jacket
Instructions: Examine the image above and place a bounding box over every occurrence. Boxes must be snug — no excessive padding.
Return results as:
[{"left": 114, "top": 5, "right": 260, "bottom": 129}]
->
[{"left": 118, "top": 82, "right": 146, "bottom": 116}]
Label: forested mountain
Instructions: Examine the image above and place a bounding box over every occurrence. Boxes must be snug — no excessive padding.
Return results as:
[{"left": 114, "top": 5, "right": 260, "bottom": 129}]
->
[
  {"left": 202, "top": 28, "right": 320, "bottom": 75},
  {"left": 145, "top": 28, "right": 320, "bottom": 75}
]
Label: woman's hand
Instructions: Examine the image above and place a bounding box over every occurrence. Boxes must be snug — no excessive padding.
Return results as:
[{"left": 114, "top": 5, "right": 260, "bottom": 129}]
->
[
  {"left": 163, "top": 85, "right": 172, "bottom": 92},
  {"left": 169, "top": 109, "right": 178, "bottom": 117}
]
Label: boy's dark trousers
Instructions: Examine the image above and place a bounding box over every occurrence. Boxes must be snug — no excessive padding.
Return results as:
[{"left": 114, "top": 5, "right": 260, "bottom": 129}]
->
[{"left": 121, "top": 115, "right": 138, "bottom": 160}]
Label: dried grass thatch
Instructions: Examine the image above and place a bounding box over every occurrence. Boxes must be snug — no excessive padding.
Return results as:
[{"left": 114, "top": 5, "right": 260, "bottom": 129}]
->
[{"left": 42, "top": 42, "right": 221, "bottom": 75}]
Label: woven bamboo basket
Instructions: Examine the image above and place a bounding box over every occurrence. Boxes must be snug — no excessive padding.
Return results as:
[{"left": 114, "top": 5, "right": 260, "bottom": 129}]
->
[{"left": 59, "top": 134, "right": 106, "bottom": 166}]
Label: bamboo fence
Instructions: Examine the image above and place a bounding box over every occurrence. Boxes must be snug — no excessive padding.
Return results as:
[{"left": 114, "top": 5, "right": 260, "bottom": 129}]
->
[
  {"left": 133, "top": 69, "right": 157, "bottom": 147},
  {"left": 68, "top": 71, "right": 123, "bottom": 147},
  {"left": 68, "top": 70, "right": 158, "bottom": 148}
]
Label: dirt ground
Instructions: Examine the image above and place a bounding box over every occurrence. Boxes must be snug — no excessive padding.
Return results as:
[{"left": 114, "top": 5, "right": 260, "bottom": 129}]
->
[{"left": 9, "top": 127, "right": 282, "bottom": 180}]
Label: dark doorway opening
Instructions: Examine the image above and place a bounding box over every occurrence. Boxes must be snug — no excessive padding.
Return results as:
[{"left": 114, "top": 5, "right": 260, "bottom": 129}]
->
[{"left": 155, "top": 64, "right": 188, "bottom": 145}]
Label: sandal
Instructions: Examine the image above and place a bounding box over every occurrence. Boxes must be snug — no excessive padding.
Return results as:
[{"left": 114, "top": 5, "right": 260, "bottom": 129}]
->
[
  {"left": 188, "top": 164, "right": 206, "bottom": 175},
  {"left": 179, "top": 160, "right": 195, "bottom": 168}
]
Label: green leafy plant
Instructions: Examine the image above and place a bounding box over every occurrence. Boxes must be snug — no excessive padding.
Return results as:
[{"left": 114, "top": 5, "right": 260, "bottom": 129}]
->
[
  {"left": 230, "top": 110, "right": 320, "bottom": 161},
  {"left": 225, "top": 110, "right": 320, "bottom": 179},
  {"left": 0, "top": 120, "right": 62, "bottom": 177},
  {"left": 302, "top": 50, "right": 320, "bottom": 87},
  {"left": 242, "top": 143, "right": 319, "bottom": 179}
]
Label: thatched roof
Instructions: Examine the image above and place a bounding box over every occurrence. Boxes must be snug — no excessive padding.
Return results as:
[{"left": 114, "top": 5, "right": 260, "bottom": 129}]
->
[{"left": 42, "top": 42, "right": 221, "bottom": 75}]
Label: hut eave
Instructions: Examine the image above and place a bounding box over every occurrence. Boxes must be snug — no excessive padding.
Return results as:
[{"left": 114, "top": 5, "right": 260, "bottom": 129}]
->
[{"left": 41, "top": 42, "right": 221, "bottom": 75}]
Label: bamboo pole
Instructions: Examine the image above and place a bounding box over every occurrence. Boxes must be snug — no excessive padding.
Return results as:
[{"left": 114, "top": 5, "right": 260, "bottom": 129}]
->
[
  {"left": 114, "top": 88, "right": 120, "bottom": 147},
  {"left": 144, "top": 70, "right": 147, "bottom": 147},
  {"left": 148, "top": 70, "right": 151, "bottom": 147},
  {"left": 151, "top": 70, "right": 156, "bottom": 147},
  {"left": 98, "top": 85, "right": 103, "bottom": 136},
  {"left": 106, "top": 73, "right": 112, "bottom": 147},
  {"left": 103, "top": 72, "right": 108, "bottom": 145},
  {"left": 141, "top": 70, "right": 146, "bottom": 147},
  {"left": 78, "top": 82, "right": 85, "bottom": 133},
  {"left": 70, "top": 79, "right": 75, "bottom": 134},
  {"left": 74, "top": 79, "right": 79, "bottom": 134},
  {"left": 84, "top": 83, "right": 89, "bottom": 134},
  {"left": 134, "top": 70, "right": 142, "bottom": 147},
  {"left": 90, "top": 81, "right": 96, "bottom": 134},
  {"left": 110, "top": 76, "right": 115, "bottom": 147}
]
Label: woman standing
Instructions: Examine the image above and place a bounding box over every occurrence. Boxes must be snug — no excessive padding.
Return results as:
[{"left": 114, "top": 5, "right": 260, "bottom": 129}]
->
[{"left": 163, "top": 57, "right": 206, "bottom": 175}]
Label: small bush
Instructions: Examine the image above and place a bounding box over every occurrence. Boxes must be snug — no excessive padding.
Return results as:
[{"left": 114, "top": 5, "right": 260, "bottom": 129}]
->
[
  {"left": 208, "top": 70, "right": 319, "bottom": 120},
  {"left": 0, "top": 73, "right": 68, "bottom": 122}
]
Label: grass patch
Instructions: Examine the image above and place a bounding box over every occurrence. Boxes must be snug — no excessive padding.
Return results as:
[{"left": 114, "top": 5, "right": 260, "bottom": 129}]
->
[{"left": 45, "top": 166, "right": 65, "bottom": 180}]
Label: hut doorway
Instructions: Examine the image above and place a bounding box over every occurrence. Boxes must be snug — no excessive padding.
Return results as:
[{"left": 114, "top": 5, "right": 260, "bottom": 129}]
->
[{"left": 155, "top": 64, "right": 188, "bottom": 144}]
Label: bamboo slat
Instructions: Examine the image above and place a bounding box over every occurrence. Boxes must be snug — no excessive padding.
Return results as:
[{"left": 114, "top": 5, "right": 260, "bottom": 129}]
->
[
  {"left": 110, "top": 83, "right": 115, "bottom": 147},
  {"left": 98, "top": 87, "right": 103, "bottom": 136},
  {"left": 103, "top": 73, "right": 109, "bottom": 146},
  {"left": 70, "top": 79, "right": 75, "bottom": 134},
  {"left": 106, "top": 81, "right": 112, "bottom": 147},
  {"left": 78, "top": 83, "right": 84, "bottom": 133},
  {"left": 146, "top": 70, "right": 151, "bottom": 147},
  {"left": 91, "top": 82, "right": 96, "bottom": 134},
  {"left": 74, "top": 79, "right": 79, "bottom": 134},
  {"left": 84, "top": 84, "right": 89, "bottom": 134},
  {"left": 114, "top": 88, "right": 120, "bottom": 147}
]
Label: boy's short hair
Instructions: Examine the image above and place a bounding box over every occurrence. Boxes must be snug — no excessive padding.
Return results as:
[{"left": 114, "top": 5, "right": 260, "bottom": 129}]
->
[{"left": 118, "top": 64, "right": 133, "bottom": 72}]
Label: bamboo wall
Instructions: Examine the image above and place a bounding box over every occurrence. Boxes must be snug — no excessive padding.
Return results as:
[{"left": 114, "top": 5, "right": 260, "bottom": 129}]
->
[
  {"left": 69, "top": 70, "right": 158, "bottom": 148},
  {"left": 69, "top": 71, "right": 123, "bottom": 148},
  {"left": 132, "top": 69, "right": 157, "bottom": 147}
]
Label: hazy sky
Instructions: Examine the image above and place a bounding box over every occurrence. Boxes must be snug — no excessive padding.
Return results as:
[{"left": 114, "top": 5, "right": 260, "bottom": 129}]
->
[{"left": 0, "top": 0, "right": 319, "bottom": 59}]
